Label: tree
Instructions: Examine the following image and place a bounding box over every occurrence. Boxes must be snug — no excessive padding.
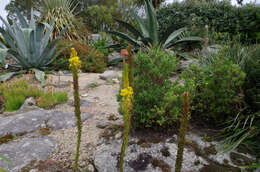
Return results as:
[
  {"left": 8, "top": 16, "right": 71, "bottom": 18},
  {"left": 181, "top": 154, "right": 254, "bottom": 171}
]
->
[{"left": 5, "top": 0, "right": 42, "bottom": 20}]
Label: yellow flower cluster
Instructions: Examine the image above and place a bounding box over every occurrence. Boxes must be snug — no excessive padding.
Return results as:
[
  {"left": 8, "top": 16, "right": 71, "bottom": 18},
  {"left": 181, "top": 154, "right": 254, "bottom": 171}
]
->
[
  {"left": 69, "top": 48, "right": 81, "bottom": 70},
  {"left": 120, "top": 86, "right": 133, "bottom": 97}
]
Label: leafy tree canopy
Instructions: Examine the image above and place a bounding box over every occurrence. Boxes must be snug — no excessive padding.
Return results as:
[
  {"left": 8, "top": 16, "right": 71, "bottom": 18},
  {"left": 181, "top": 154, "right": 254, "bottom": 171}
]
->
[{"left": 5, "top": 0, "right": 42, "bottom": 20}]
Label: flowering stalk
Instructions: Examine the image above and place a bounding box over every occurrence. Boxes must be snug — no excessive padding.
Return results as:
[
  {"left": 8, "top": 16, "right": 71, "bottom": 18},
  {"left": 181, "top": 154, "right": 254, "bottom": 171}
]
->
[
  {"left": 69, "top": 48, "right": 82, "bottom": 172},
  {"left": 175, "top": 92, "right": 191, "bottom": 172},
  {"left": 127, "top": 44, "right": 134, "bottom": 88},
  {"left": 119, "top": 54, "right": 133, "bottom": 172}
]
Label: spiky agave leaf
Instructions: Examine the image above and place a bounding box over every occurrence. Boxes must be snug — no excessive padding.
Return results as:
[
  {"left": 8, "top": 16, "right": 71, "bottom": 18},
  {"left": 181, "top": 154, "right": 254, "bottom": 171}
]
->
[{"left": 144, "top": 0, "right": 159, "bottom": 45}]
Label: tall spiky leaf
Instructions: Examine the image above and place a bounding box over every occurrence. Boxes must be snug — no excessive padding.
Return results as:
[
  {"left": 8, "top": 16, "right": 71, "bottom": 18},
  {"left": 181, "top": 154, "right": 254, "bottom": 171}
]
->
[{"left": 145, "top": 0, "right": 159, "bottom": 45}]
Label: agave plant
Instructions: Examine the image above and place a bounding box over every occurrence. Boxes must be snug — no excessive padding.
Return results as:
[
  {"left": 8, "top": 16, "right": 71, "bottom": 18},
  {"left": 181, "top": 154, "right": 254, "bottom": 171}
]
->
[
  {"left": 108, "top": 0, "right": 202, "bottom": 50},
  {"left": 0, "top": 9, "right": 66, "bottom": 82}
]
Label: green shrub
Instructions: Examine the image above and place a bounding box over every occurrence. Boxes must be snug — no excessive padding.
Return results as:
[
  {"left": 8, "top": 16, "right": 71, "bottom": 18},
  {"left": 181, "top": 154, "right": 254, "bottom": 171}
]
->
[
  {"left": 0, "top": 80, "right": 68, "bottom": 112},
  {"left": 243, "top": 46, "right": 260, "bottom": 111},
  {"left": 201, "top": 44, "right": 260, "bottom": 156},
  {"left": 222, "top": 45, "right": 260, "bottom": 155},
  {"left": 208, "top": 44, "right": 260, "bottom": 111},
  {"left": 184, "top": 56, "right": 246, "bottom": 123},
  {"left": 53, "top": 39, "right": 107, "bottom": 73},
  {"left": 132, "top": 47, "right": 178, "bottom": 128},
  {"left": 157, "top": 1, "right": 260, "bottom": 43}
]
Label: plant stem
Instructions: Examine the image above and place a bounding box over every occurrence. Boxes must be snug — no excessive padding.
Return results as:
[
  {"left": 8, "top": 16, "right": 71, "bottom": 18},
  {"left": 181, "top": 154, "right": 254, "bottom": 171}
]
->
[
  {"left": 127, "top": 44, "right": 134, "bottom": 88},
  {"left": 175, "top": 92, "right": 190, "bottom": 172},
  {"left": 73, "top": 70, "right": 82, "bottom": 172},
  {"left": 120, "top": 102, "right": 130, "bottom": 172}
]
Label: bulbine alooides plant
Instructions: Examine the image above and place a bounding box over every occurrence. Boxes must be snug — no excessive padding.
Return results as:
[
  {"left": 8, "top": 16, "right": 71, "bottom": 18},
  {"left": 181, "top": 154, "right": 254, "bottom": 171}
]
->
[
  {"left": 175, "top": 92, "right": 191, "bottom": 172},
  {"left": 119, "top": 49, "right": 133, "bottom": 172},
  {"left": 69, "top": 48, "right": 82, "bottom": 172},
  {"left": 0, "top": 9, "right": 67, "bottom": 82}
]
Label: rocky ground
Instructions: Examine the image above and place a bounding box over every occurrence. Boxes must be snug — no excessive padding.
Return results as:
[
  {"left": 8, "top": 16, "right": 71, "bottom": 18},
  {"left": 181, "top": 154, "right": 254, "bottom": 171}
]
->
[{"left": 0, "top": 67, "right": 259, "bottom": 172}]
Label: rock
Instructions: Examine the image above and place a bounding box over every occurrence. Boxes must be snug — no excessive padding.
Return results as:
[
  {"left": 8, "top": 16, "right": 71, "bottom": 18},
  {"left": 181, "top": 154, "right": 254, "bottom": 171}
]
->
[
  {"left": 0, "top": 136, "right": 56, "bottom": 172},
  {"left": 96, "top": 122, "right": 110, "bottom": 129},
  {"left": 202, "top": 44, "right": 223, "bottom": 54},
  {"left": 0, "top": 114, "right": 4, "bottom": 119},
  {"left": 87, "top": 164, "right": 95, "bottom": 172},
  {"left": 70, "top": 99, "right": 92, "bottom": 106},
  {"left": 61, "top": 70, "right": 72, "bottom": 75},
  {"left": 99, "top": 71, "right": 119, "bottom": 81},
  {"left": 108, "top": 52, "right": 121, "bottom": 62},
  {"left": 0, "top": 109, "right": 94, "bottom": 172},
  {"left": 22, "top": 97, "right": 36, "bottom": 107},
  {"left": 0, "top": 109, "right": 94, "bottom": 137},
  {"left": 114, "top": 132, "right": 122, "bottom": 139},
  {"left": 81, "top": 93, "right": 88, "bottom": 97},
  {"left": 112, "top": 78, "right": 119, "bottom": 84},
  {"left": 180, "top": 58, "right": 199, "bottom": 69},
  {"left": 89, "top": 34, "right": 102, "bottom": 42},
  {"left": 94, "top": 129, "right": 258, "bottom": 172},
  {"left": 93, "top": 136, "right": 207, "bottom": 172}
]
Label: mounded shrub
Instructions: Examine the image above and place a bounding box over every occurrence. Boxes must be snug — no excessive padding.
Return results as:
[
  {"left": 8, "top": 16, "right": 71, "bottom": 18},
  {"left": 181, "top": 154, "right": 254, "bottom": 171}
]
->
[
  {"left": 183, "top": 56, "right": 246, "bottom": 124},
  {"left": 53, "top": 39, "right": 107, "bottom": 73},
  {"left": 132, "top": 47, "right": 178, "bottom": 128}
]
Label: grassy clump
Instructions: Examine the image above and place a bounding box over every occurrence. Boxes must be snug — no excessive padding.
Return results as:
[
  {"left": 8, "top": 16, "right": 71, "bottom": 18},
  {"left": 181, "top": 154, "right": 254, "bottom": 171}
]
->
[
  {"left": 37, "top": 91, "right": 68, "bottom": 109},
  {"left": 0, "top": 80, "right": 68, "bottom": 112}
]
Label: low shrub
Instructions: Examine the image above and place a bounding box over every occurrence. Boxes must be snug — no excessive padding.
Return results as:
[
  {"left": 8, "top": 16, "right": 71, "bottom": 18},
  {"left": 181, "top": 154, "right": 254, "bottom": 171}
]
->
[
  {"left": 0, "top": 80, "right": 68, "bottom": 112},
  {"left": 53, "top": 39, "right": 107, "bottom": 73},
  {"left": 184, "top": 56, "right": 246, "bottom": 124},
  {"left": 132, "top": 47, "right": 178, "bottom": 128}
]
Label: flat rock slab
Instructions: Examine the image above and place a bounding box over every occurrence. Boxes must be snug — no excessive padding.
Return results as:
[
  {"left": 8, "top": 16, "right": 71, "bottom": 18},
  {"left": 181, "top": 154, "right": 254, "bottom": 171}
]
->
[
  {"left": 94, "top": 131, "right": 255, "bottom": 172},
  {"left": 70, "top": 99, "right": 92, "bottom": 106},
  {"left": 0, "top": 136, "right": 56, "bottom": 172},
  {"left": 94, "top": 138, "right": 207, "bottom": 172},
  {"left": 0, "top": 109, "right": 94, "bottom": 137}
]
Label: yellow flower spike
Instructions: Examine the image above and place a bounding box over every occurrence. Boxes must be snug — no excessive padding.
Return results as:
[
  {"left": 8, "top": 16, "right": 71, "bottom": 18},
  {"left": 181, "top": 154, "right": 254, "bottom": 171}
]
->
[
  {"left": 120, "top": 86, "right": 133, "bottom": 97},
  {"left": 69, "top": 48, "right": 81, "bottom": 70},
  {"left": 70, "top": 48, "right": 78, "bottom": 58}
]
